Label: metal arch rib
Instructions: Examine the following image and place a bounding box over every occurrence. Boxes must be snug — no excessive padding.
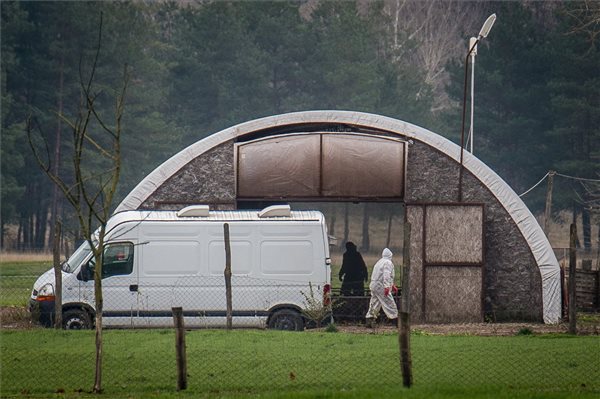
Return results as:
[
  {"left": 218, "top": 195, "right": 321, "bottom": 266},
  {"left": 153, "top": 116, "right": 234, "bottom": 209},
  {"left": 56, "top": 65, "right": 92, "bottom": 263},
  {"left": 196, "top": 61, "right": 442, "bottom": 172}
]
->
[{"left": 115, "top": 110, "right": 560, "bottom": 324}]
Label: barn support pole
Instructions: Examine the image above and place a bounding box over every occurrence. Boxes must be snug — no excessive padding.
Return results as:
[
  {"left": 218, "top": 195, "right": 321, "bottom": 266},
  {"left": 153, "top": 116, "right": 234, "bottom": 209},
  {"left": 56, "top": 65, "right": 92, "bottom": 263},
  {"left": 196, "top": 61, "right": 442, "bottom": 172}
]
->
[
  {"left": 224, "top": 223, "right": 233, "bottom": 330},
  {"left": 398, "top": 222, "right": 413, "bottom": 388},
  {"left": 568, "top": 224, "right": 577, "bottom": 334},
  {"left": 172, "top": 307, "right": 187, "bottom": 390}
]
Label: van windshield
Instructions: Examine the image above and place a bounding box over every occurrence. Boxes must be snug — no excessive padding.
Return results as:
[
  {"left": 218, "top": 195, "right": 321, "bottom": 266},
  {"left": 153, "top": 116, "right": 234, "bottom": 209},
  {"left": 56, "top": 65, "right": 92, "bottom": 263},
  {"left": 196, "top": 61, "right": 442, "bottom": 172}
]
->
[{"left": 62, "top": 241, "right": 92, "bottom": 273}]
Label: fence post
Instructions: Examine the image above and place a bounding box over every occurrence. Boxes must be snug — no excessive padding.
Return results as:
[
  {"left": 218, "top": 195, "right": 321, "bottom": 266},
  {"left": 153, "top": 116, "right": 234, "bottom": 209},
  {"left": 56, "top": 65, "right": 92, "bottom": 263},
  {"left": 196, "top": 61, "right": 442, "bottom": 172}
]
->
[
  {"left": 172, "top": 307, "right": 187, "bottom": 390},
  {"left": 568, "top": 224, "right": 577, "bottom": 334},
  {"left": 398, "top": 222, "right": 413, "bottom": 388},
  {"left": 224, "top": 223, "right": 233, "bottom": 330},
  {"left": 53, "top": 221, "right": 62, "bottom": 329},
  {"left": 596, "top": 270, "right": 600, "bottom": 311}
]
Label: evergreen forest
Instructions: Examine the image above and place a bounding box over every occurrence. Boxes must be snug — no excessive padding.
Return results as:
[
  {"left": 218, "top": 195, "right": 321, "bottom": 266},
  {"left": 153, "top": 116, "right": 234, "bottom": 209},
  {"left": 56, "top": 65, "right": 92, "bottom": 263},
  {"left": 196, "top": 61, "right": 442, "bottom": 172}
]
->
[{"left": 1, "top": 0, "right": 598, "bottom": 250}]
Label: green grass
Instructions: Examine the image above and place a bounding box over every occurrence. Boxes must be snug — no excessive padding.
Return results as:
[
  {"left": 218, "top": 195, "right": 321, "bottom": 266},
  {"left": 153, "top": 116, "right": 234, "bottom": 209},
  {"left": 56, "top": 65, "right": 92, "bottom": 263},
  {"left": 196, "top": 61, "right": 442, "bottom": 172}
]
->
[
  {"left": 1, "top": 329, "right": 598, "bottom": 398},
  {"left": 0, "top": 261, "right": 50, "bottom": 306}
]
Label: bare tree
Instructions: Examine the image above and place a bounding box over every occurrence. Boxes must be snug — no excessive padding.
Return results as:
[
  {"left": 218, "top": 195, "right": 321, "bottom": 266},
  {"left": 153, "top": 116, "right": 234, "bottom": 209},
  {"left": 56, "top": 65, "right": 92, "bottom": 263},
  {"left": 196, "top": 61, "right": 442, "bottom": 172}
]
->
[
  {"left": 382, "top": 0, "right": 485, "bottom": 112},
  {"left": 562, "top": 0, "right": 600, "bottom": 50},
  {"left": 27, "top": 13, "right": 129, "bottom": 394}
]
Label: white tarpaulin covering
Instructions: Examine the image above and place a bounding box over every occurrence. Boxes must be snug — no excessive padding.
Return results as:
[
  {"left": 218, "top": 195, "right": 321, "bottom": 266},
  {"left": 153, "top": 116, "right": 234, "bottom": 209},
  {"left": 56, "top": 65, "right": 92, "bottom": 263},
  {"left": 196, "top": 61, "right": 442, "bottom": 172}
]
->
[{"left": 116, "top": 110, "right": 561, "bottom": 324}]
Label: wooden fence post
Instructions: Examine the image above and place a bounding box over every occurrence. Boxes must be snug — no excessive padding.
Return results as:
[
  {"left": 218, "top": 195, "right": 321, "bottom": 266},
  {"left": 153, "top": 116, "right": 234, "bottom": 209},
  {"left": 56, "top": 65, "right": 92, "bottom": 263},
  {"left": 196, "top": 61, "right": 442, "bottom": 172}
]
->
[
  {"left": 172, "top": 307, "right": 187, "bottom": 390},
  {"left": 568, "top": 224, "right": 577, "bottom": 335},
  {"left": 224, "top": 223, "right": 233, "bottom": 330},
  {"left": 596, "top": 270, "right": 600, "bottom": 311},
  {"left": 398, "top": 222, "right": 413, "bottom": 388}
]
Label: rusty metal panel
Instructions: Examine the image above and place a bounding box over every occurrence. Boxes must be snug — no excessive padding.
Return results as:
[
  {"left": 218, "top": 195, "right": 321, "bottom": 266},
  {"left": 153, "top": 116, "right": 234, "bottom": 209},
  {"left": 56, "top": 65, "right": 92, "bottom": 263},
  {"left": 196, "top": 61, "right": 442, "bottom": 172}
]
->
[
  {"left": 236, "top": 135, "right": 321, "bottom": 198},
  {"left": 322, "top": 134, "right": 404, "bottom": 198}
]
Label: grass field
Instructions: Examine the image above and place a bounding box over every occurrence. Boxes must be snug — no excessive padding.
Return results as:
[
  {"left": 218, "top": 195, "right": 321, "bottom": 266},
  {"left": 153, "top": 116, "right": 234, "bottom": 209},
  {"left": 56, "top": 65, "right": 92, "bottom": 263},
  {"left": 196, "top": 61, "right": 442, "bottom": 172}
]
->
[
  {"left": 1, "top": 329, "right": 598, "bottom": 398},
  {"left": 0, "top": 261, "right": 51, "bottom": 306}
]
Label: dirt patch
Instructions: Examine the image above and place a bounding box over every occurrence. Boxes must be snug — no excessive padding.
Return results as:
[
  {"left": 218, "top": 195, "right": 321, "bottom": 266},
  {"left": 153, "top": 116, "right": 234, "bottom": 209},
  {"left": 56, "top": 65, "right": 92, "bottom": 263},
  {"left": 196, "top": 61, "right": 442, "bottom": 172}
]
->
[
  {"left": 332, "top": 318, "right": 600, "bottom": 336},
  {"left": 0, "top": 306, "right": 38, "bottom": 329}
]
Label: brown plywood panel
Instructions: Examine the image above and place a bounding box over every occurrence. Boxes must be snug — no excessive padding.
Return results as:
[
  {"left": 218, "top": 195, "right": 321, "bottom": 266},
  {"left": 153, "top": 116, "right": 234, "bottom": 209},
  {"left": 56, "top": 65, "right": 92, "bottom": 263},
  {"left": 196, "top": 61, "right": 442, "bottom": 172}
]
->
[
  {"left": 322, "top": 134, "right": 404, "bottom": 198},
  {"left": 237, "top": 135, "right": 320, "bottom": 197},
  {"left": 425, "top": 205, "right": 483, "bottom": 264},
  {"left": 425, "top": 266, "right": 482, "bottom": 323}
]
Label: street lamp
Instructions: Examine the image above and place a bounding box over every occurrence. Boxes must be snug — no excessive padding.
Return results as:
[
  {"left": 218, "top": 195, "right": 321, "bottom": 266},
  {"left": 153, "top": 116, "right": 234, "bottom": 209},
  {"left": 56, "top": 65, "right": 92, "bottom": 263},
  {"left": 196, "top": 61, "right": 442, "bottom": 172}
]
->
[
  {"left": 458, "top": 13, "right": 496, "bottom": 202},
  {"left": 467, "top": 36, "right": 477, "bottom": 154}
]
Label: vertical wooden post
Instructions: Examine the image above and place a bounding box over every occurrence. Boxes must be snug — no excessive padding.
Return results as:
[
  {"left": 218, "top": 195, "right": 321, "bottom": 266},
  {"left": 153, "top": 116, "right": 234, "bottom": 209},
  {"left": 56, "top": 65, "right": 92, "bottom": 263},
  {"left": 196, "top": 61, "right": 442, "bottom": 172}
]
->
[
  {"left": 560, "top": 263, "right": 567, "bottom": 319},
  {"left": 543, "top": 171, "right": 555, "bottom": 234},
  {"left": 398, "top": 222, "right": 412, "bottom": 388},
  {"left": 568, "top": 224, "right": 577, "bottom": 335},
  {"left": 596, "top": 270, "right": 600, "bottom": 311},
  {"left": 172, "top": 307, "right": 187, "bottom": 390},
  {"left": 224, "top": 223, "right": 233, "bottom": 330},
  {"left": 53, "top": 221, "right": 62, "bottom": 329}
]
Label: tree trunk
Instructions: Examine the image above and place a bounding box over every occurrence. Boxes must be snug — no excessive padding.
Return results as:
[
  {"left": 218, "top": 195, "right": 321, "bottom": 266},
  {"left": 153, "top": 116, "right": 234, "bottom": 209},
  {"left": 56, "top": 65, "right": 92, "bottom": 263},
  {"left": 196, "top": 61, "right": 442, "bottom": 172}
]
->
[
  {"left": 35, "top": 205, "right": 48, "bottom": 250},
  {"left": 343, "top": 203, "right": 349, "bottom": 249},
  {"left": 64, "top": 235, "right": 71, "bottom": 259},
  {"left": 17, "top": 218, "right": 23, "bottom": 250},
  {"left": 572, "top": 204, "right": 581, "bottom": 248},
  {"left": 386, "top": 210, "right": 394, "bottom": 248},
  {"left": 93, "top": 310, "right": 103, "bottom": 393},
  {"left": 93, "top": 251, "right": 104, "bottom": 393},
  {"left": 361, "top": 203, "right": 370, "bottom": 252},
  {"left": 568, "top": 224, "right": 577, "bottom": 334},
  {"left": 543, "top": 171, "right": 555, "bottom": 235},
  {"left": 50, "top": 53, "right": 65, "bottom": 251},
  {"left": 328, "top": 205, "right": 336, "bottom": 238},
  {"left": 582, "top": 207, "right": 591, "bottom": 250},
  {"left": 53, "top": 221, "right": 62, "bottom": 329}
]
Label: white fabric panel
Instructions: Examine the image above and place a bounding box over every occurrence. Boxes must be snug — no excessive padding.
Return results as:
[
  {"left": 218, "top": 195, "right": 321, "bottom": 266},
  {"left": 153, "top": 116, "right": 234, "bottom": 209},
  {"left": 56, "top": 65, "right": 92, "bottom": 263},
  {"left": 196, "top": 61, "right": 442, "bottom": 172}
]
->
[{"left": 115, "top": 110, "right": 560, "bottom": 324}]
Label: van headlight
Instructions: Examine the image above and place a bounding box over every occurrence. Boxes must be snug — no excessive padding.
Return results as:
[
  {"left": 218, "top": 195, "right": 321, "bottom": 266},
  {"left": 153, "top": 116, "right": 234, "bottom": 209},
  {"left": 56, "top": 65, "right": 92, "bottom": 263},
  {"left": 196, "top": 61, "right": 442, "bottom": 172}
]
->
[{"left": 36, "top": 283, "right": 55, "bottom": 302}]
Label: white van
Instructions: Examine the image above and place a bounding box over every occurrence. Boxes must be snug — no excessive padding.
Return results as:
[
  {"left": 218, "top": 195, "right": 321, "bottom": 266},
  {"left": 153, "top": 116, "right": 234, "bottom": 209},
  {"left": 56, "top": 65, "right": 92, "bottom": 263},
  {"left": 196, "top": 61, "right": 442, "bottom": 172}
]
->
[{"left": 29, "top": 205, "right": 331, "bottom": 330}]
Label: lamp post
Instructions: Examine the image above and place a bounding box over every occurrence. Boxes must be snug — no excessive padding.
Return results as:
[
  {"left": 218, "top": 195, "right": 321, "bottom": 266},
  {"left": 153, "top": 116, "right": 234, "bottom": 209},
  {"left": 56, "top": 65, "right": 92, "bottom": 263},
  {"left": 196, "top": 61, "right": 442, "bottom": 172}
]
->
[
  {"left": 458, "top": 13, "right": 496, "bottom": 202},
  {"left": 468, "top": 37, "right": 477, "bottom": 154}
]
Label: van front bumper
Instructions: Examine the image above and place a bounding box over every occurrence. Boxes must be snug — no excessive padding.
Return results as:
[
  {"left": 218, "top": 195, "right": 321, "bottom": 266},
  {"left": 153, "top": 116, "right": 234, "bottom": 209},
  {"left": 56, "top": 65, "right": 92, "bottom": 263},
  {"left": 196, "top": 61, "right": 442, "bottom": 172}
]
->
[{"left": 28, "top": 298, "right": 55, "bottom": 327}]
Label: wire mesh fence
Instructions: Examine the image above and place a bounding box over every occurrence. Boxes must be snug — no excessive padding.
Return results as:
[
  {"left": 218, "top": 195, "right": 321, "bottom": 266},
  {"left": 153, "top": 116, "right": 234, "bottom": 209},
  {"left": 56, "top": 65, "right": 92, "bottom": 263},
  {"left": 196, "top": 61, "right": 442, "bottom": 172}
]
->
[{"left": 1, "top": 275, "right": 599, "bottom": 396}]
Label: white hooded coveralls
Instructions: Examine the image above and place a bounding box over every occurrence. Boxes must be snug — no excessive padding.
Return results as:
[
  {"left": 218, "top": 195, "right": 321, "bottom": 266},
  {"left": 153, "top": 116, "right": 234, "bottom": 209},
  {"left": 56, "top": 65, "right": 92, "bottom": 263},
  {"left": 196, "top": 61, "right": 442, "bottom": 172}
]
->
[{"left": 365, "top": 248, "right": 398, "bottom": 320}]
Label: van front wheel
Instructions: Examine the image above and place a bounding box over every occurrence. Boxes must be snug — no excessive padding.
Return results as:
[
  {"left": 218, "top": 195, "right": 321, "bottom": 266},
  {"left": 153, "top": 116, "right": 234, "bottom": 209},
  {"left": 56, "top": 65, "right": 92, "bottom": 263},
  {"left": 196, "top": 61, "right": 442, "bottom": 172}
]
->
[
  {"left": 63, "top": 309, "right": 92, "bottom": 330},
  {"left": 268, "top": 309, "right": 304, "bottom": 331}
]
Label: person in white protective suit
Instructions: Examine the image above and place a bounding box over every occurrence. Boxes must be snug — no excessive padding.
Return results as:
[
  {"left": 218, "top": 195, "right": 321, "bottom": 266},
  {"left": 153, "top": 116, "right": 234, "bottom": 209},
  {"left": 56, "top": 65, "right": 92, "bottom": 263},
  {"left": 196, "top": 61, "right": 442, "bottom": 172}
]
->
[{"left": 365, "top": 248, "right": 398, "bottom": 327}]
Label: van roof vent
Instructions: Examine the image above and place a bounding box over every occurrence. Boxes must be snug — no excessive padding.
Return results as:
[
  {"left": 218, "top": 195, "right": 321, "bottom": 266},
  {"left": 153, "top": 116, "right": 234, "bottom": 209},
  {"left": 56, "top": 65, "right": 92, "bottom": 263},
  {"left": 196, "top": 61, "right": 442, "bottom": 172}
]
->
[
  {"left": 177, "top": 205, "right": 210, "bottom": 217},
  {"left": 258, "top": 204, "right": 291, "bottom": 218}
]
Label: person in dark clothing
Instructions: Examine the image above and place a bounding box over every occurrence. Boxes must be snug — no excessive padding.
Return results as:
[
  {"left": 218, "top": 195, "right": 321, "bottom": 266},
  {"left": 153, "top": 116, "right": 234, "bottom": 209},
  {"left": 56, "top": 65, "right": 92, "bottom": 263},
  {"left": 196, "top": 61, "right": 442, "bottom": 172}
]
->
[{"left": 339, "top": 241, "right": 368, "bottom": 296}]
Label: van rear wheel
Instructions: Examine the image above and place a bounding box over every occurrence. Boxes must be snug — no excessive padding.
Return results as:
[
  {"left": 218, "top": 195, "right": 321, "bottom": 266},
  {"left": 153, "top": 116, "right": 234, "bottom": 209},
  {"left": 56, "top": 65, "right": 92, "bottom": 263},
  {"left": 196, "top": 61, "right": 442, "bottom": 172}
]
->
[
  {"left": 268, "top": 309, "right": 304, "bottom": 331},
  {"left": 63, "top": 309, "right": 92, "bottom": 330}
]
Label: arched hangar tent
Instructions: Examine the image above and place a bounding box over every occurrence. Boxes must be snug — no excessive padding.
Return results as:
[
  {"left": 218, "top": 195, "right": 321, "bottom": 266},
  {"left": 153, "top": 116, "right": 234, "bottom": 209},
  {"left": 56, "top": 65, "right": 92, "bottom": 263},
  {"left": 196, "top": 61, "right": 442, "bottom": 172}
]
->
[{"left": 117, "top": 111, "right": 561, "bottom": 324}]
